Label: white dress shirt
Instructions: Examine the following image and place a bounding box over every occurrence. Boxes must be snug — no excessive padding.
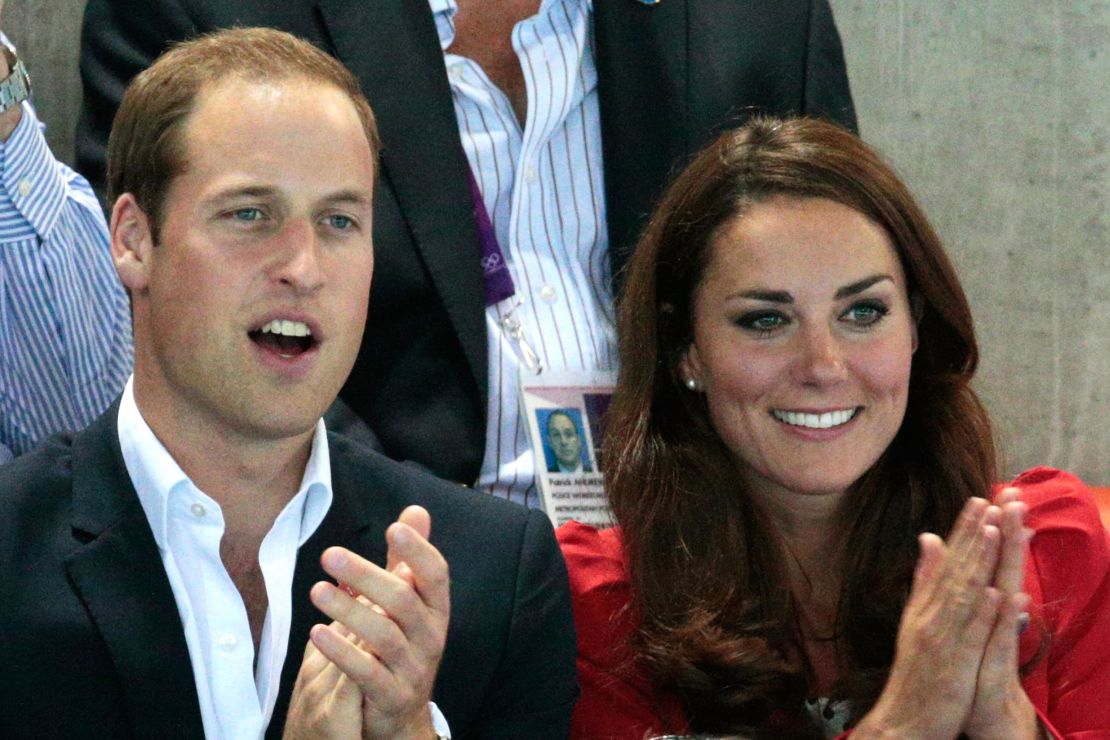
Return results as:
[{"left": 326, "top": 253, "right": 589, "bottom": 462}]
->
[
  {"left": 430, "top": 0, "right": 617, "bottom": 508},
  {"left": 116, "top": 377, "right": 449, "bottom": 738}
]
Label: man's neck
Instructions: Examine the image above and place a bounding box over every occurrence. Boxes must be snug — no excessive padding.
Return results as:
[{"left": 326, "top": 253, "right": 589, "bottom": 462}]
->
[
  {"left": 133, "top": 388, "right": 314, "bottom": 538},
  {"left": 131, "top": 384, "right": 317, "bottom": 652},
  {"left": 448, "top": 0, "right": 542, "bottom": 124},
  {"left": 557, "top": 460, "right": 582, "bottom": 473}
]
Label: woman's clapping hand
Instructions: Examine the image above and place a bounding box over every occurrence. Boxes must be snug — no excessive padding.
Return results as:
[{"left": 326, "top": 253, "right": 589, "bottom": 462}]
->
[{"left": 854, "top": 493, "right": 1040, "bottom": 739}]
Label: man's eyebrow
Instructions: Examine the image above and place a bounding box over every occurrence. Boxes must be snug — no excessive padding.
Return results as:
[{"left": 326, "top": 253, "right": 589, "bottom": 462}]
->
[
  {"left": 834, "top": 274, "right": 893, "bottom": 299},
  {"left": 200, "top": 187, "right": 373, "bottom": 208},
  {"left": 322, "top": 189, "right": 374, "bottom": 209},
  {"left": 203, "top": 185, "right": 279, "bottom": 204}
]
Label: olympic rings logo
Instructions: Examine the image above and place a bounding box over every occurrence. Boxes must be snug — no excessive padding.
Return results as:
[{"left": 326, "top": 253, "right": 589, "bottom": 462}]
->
[{"left": 481, "top": 253, "right": 504, "bottom": 273}]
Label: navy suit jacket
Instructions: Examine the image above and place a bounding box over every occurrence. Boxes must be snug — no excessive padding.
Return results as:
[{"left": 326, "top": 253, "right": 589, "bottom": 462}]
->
[
  {"left": 77, "top": 0, "right": 857, "bottom": 485},
  {"left": 0, "top": 406, "right": 576, "bottom": 738}
]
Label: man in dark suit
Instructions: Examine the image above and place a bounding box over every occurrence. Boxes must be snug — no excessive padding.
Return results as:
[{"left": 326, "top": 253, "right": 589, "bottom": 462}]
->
[
  {"left": 0, "top": 27, "right": 574, "bottom": 739},
  {"left": 76, "top": 0, "right": 857, "bottom": 504}
]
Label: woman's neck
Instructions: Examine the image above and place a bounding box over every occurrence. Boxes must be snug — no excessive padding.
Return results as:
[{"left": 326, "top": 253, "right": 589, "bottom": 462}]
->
[{"left": 751, "top": 485, "right": 847, "bottom": 594}]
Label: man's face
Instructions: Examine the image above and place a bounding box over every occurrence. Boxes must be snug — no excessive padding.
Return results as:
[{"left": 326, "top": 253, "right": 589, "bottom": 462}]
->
[
  {"left": 119, "top": 76, "right": 376, "bottom": 445},
  {"left": 547, "top": 413, "right": 582, "bottom": 469}
]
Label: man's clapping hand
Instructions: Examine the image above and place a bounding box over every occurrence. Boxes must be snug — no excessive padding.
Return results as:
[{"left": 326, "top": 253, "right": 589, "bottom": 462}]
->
[{"left": 284, "top": 506, "right": 450, "bottom": 740}]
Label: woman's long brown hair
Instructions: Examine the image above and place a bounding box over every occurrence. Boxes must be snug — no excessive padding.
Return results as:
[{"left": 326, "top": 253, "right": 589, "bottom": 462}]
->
[{"left": 606, "top": 117, "right": 997, "bottom": 734}]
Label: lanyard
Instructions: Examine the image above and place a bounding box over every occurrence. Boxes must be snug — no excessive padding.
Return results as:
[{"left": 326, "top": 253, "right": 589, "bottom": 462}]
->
[{"left": 467, "top": 168, "right": 544, "bottom": 374}]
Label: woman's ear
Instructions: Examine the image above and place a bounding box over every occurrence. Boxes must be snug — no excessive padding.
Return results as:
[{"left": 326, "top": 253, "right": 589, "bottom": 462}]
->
[
  {"left": 110, "top": 193, "right": 155, "bottom": 294},
  {"left": 678, "top": 343, "right": 705, "bottom": 391},
  {"left": 910, "top": 293, "right": 924, "bottom": 353}
]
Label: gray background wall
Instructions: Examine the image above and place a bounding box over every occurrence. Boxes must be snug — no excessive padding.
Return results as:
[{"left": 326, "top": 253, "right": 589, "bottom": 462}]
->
[
  {"left": 831, "top": 0, "right": 1109, "bottom": 486},
  {"left": 5, "top": 0, "right": 1108, "bottom": 484}
]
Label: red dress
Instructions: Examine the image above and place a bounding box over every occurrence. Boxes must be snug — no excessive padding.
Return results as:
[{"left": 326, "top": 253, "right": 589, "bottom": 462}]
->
[{"left": 557, "top": 468, "right": 1110, "bottom": 739}]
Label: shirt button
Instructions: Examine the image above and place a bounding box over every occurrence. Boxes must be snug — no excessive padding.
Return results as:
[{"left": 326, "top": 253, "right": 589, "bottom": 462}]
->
[
  {"left": 190, "top": 503, "right": 206, "bottom": 518},
  {"left": 217, "top": 633, "right": 238, "bottom": 652},
  {"left": 539, "top": 284, "right": 557, "bottom": 303},
  {"left": 524, "top": 166, "right": 537, "bottom": 183},
  {"left": 448, "top": 66, "right": 463, "bottom": 82},
  {"left": 18, "top": 179, "right": 31, "bottom": 197}
]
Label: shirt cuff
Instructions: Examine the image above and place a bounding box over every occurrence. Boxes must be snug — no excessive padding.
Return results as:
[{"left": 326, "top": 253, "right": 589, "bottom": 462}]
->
[
  {"left": 0, "top": 99, "right": 68, "bottom": 241},
  {"left": 430, "top": 701, "right": 451, "bottom": 738}
]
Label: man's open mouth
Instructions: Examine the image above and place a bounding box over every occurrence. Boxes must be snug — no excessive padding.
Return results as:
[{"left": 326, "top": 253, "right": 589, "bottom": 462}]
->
[{"left": 248, "top": 319, "right": 318, "bottom": 358}]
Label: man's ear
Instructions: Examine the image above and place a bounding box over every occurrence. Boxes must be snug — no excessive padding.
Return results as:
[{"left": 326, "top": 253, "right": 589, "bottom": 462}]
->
[{"left": 110, "top": 193, "right": 155, "bottom": 293}]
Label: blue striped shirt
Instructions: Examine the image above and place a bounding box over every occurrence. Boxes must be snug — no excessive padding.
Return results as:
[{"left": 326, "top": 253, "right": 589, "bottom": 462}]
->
[
  {"left": 431, "top": 0, "right": 617, "bottom": 508},
  {"left": 0, "top": 100, "right": 132, "bottom": 463}
]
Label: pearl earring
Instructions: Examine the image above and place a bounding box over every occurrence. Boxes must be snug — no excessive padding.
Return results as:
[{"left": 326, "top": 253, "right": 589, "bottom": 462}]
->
[{"left": 685, "top": 377, "right": 698, "bottom": 391}]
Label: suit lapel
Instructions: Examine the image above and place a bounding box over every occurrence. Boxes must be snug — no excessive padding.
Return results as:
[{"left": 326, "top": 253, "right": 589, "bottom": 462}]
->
[
  {"left": 314, "top": 0, "right": 690, "bottom": 371},
  {"left": 268, "top": 437, "right": 393, "bottom": 737},
  {"left": 64, "top": 408, "right": 204, "bottom": 739},
  {"left": 593, "top": 0, "right": 689, "bottom": 285},
  {"left": 317, "top": 0, "right": 488, "bottom": 398}
]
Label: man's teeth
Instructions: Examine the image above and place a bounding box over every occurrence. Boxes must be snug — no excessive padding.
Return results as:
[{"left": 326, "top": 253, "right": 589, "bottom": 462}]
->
[
  {"left": 772, "top": 409, "right": 856, "bottom": 429},
  {"left": 259, "top": 319, "right": 311, "bottom": 338}
]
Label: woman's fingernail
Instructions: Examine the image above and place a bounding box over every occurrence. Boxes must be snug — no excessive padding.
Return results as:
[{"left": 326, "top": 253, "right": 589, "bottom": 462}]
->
[{"left": 1017, "top": 611, "right": 1030, "bottom": 634}]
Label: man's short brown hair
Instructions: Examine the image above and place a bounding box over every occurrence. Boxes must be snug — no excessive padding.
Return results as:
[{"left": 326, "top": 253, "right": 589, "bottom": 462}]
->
[{"left": 106, "top": 27, "right": 380, "bottom": 237}]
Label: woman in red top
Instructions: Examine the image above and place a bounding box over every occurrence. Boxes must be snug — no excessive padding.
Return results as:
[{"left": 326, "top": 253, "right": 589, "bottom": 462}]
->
[{"left": 557, "top": 118, "right": 1110, "bottom": 738}]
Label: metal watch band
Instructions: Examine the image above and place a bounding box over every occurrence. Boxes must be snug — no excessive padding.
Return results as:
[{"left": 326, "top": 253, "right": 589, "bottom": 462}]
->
[{"left": 0, "top": 49, "right": 31, "bottom": 114}]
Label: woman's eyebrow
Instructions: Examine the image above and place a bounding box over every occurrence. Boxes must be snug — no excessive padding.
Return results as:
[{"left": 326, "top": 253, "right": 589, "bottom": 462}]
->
[
  {"left": 835, "top": 274, "right": 893, "bottom": 299},
  {"left": 733, "top": 289, "right": 793, "bottom": 303},
  {"left": 728, "top": 275, "right": 894, "bottom": 304}
]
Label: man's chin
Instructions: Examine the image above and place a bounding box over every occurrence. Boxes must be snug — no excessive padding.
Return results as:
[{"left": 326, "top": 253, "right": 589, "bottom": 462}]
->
[{"left": 232, "top": 401, "right": 331, "bottom": 442}]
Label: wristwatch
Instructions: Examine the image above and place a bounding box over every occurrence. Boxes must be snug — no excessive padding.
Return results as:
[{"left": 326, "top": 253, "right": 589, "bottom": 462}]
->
[{"left": 0, "top": 48, "right": 31, "bottom": 114}]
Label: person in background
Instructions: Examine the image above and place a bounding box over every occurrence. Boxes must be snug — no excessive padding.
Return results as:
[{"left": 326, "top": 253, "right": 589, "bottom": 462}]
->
[
  {"left": 0, "top": 27, "right": 575, "bottom": 738},
  {"left": 0, "top": 3, "right": 131, "bottom": 464},
  {"left": 558, "top": 117, "right": 1110, "bottom": 738},
  {"left": 76, "top": 0, "right": 857, "bottom": 506},
  {"left": 546, "top": 409, "right": 591, "bottom": 474}
]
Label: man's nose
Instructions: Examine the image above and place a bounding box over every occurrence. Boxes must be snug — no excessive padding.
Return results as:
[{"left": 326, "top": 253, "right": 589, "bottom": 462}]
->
[{"left": 270, "top": 219, "right": 324, "bottom": 294}]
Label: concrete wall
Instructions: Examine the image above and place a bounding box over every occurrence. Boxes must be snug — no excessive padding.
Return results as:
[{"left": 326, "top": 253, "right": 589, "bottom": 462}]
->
[
  {"left": 831, "top": 0, "right": 1109, "bottom": 485},
  {"left": 6, "top": 0, "right": 1108, "bottom": 484},
  {"left": 5, "top": 0, "right": 86, "bottom": 165}
]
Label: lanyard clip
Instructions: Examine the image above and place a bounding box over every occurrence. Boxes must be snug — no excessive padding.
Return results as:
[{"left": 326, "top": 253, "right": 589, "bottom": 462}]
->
[{"left": 500, "top": 300, "right": 544, "bottom": 375}]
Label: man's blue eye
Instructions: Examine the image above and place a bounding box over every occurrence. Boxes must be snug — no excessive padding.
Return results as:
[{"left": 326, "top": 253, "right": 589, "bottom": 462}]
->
[
  {"left": 328, "top": 215, "right": 354, "bottom": 230},
  {"left": 234, "top": 208, "right": 263, "bottom": 221}
]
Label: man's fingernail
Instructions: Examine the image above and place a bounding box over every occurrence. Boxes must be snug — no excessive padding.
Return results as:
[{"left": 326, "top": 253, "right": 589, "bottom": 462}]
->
[
  {"left": 314, "top": 583, "right": 334, "bottom": 605},
  {"left": 325, "top": 549, "right": 348, "bottom": 569},
  {"left": 392, "top": 525, "right": 411, "bottom": 546}
]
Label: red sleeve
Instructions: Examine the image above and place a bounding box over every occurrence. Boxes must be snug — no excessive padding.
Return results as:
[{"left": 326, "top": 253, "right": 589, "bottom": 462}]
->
[
  {"left": 556, "top": 521, "right": 688, "bottom": 740},
  {"left": 1009, "top": 467, "right": 1110, "bottom": 738}
]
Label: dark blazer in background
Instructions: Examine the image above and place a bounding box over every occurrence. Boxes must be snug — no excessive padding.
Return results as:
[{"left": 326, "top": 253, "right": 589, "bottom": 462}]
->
[
  {"left": 0, "top": 406, "right": 577, "bottom": 739},
  {"left": 76, "top": 0, "right": 857, "bottom": 486}
]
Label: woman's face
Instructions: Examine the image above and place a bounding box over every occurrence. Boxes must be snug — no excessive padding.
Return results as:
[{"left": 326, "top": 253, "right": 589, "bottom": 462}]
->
[{"left": 682, "top": 195, "right": 916, "bottom": 503}]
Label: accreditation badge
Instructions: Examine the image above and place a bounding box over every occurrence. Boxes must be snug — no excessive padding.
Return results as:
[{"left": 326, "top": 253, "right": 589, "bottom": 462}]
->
[{"left": 520, "top": 370, "right": 616, "bottom": 527}]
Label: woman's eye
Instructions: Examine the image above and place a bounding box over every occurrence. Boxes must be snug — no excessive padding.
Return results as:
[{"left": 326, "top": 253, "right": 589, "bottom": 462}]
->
[
  {"left": 843, "top": 301, "right": 889, "bottom": 327},
  {"left": 736, "top": 311, "right": 788, "bottom": 335}
]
